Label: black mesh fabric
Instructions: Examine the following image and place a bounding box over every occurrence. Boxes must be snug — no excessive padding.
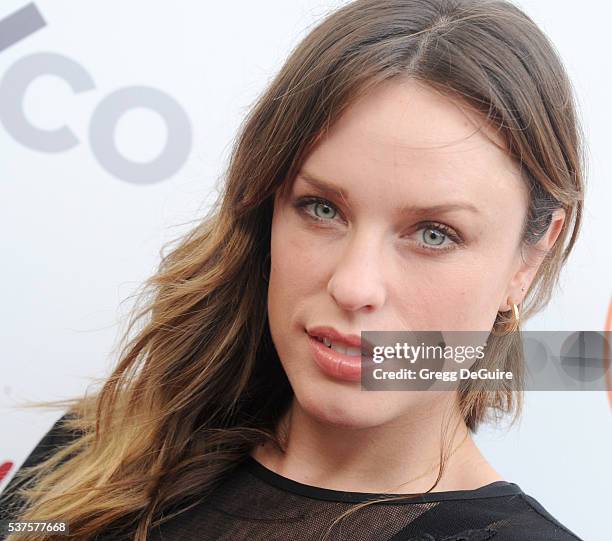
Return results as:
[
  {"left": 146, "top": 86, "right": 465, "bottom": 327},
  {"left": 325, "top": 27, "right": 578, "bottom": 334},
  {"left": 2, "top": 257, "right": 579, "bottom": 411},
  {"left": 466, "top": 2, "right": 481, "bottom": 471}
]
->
[{"left": 0, "top": 414, "right": 584, "bottom": 541}]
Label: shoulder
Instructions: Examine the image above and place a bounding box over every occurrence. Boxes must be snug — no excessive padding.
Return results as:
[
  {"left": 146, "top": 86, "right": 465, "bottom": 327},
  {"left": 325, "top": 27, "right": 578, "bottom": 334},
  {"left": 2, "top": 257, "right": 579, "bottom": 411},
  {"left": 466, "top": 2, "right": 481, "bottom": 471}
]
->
[
  {"left": 396, "top": 485, "right": 584, "bottom": 541},
  {"left": 0, "top": 412, "right": 80, "bottom": 521},
  {"left": 496, "top": 491, "right": 584, "bottom": 541},
  {"left": 465, "top": 489, "right": 584, "bottom": 541}
]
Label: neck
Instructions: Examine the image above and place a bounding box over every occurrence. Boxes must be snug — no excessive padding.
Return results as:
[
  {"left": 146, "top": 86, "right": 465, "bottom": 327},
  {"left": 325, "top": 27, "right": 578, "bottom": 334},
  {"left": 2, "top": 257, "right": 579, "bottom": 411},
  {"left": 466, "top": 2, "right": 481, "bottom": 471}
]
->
[{"left": 250, "top": 395, "right": 504, "bottom": 494}]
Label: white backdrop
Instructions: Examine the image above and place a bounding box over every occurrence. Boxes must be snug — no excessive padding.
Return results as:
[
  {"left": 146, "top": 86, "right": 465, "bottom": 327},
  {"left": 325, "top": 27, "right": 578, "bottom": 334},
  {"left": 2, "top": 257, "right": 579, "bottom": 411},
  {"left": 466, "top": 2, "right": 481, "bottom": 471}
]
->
[{"left": 0, "top": 1, "right": 610, "bottom": 540}]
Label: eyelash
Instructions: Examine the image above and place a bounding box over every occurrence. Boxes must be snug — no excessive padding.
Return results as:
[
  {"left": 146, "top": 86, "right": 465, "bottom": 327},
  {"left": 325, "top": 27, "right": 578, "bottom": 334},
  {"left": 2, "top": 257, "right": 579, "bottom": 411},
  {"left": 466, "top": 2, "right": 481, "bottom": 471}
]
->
[{"left": 293, "top": 195, "right": 463, "bottom": 253}]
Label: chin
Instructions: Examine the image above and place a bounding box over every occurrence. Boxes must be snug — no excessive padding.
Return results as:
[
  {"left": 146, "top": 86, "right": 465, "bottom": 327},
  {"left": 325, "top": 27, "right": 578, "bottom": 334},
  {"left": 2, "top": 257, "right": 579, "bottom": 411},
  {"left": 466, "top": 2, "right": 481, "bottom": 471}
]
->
[{"left": 294, "top": 382, "right": 398, "bottom": 430}]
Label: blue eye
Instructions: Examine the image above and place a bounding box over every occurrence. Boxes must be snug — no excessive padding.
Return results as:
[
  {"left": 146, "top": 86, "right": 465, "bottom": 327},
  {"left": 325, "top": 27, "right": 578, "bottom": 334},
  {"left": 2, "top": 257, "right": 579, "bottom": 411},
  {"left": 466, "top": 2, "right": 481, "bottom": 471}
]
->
[
  {"left": 422, "top": 227, "right": 446, "bottom": 246},
  {"left": 295, "top": 196, "right": 340, "bottom": 222},
  {"left": 312, "top": 201, "right": 337, "bottom": 220},
  {"left": 416, "top": 223, "right": 461, "bottom": 252},
  {"left": 292, "top": 195, "right": 463, "bottom": 254}
]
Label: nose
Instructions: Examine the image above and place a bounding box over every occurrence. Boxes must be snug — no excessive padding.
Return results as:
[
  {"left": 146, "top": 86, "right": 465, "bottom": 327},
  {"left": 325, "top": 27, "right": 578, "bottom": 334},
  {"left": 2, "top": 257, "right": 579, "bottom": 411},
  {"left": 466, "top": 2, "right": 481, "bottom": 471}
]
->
[{"left": 326, "top": 231, "right": 387, "bottom": 313}]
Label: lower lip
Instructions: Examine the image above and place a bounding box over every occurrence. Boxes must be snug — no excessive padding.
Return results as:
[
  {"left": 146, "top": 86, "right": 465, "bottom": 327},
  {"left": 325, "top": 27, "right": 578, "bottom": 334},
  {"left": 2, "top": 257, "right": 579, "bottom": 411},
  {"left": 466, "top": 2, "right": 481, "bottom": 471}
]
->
[{"left": 307, "top": 332, "right": 375, "bottom": 382}]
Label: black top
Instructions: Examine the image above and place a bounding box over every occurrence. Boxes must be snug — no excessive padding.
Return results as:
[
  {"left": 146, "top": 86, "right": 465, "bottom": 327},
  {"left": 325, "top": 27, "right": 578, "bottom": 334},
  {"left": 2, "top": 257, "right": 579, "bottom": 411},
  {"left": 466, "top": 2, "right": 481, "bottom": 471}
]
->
[{"left": 0, "top": 414, "right": 584, "bottom": 541}]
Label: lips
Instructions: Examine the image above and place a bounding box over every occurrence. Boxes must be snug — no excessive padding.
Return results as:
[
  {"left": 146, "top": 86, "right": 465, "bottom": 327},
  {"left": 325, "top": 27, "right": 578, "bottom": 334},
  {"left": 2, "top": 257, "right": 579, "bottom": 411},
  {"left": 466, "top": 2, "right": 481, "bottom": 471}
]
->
[{"left": 306, "top": 325, "right": 375, "bottom": 358}]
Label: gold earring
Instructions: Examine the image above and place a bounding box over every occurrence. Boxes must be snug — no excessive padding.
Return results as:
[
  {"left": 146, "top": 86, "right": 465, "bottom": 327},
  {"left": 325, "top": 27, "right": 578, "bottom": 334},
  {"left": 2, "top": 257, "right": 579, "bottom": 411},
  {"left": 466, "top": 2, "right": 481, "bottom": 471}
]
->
[{"left": 492, "top": 297, "right": 521, "bottom": 336}]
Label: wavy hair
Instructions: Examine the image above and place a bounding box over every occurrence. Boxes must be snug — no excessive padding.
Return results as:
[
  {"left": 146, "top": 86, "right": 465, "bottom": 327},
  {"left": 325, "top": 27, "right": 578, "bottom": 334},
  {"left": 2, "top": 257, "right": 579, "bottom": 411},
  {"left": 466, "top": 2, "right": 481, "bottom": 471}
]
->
[{"left": 1, "top": 0, "right": 585, "bottom": 539}]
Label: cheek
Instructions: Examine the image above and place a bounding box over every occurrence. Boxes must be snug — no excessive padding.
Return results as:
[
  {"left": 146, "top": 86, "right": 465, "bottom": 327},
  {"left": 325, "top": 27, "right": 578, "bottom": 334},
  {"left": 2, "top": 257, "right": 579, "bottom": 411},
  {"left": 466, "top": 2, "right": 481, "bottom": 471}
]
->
[
  {"left": 268, "top": 213, "right": 325, "bottom": 299},
  {"left": 269, "top": 234, "right": 302, "bottom": 300},
  {"left": 413, "top": 255, "right": 514, "bottom": 331},
  {"left": 267, "top": 209, "right": 321, "bottom": 335}
]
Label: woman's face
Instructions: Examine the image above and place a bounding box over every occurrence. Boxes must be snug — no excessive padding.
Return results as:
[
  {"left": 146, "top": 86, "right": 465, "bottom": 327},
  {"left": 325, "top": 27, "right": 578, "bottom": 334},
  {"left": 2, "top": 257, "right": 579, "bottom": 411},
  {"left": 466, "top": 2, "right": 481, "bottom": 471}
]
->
[{"left": 267, "top": 78, "right": 560, "bottom": 428}]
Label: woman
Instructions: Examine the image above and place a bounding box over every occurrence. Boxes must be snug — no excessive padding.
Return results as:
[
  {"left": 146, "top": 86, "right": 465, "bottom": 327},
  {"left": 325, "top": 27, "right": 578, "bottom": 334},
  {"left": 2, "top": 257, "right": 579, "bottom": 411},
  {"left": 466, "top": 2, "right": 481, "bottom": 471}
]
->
[{"left": 0, "top": 0, "right": 585, "bottom": 539}]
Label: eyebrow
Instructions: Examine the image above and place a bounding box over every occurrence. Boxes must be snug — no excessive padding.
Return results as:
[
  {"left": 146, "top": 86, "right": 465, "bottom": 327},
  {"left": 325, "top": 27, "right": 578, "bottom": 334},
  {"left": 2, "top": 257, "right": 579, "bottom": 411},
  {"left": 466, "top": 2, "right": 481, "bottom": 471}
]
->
[{"left": 296, "top": 170, "right": 481, "bottom": 217}]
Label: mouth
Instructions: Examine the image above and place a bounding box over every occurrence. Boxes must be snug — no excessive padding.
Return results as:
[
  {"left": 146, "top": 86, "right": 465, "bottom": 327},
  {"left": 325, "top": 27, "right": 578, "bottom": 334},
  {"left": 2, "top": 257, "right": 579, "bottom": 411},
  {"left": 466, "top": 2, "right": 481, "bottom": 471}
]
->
[{"left": 306, "top": 330, "right": 375, "bottom": 359}]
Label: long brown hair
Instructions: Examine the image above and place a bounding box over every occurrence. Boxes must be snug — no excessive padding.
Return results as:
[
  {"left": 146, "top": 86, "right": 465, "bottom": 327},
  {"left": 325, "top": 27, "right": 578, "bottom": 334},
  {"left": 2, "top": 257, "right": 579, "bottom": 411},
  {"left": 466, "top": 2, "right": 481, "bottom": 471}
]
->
[{"left": 1, "top": 0, "right": 585, "bottom": 539}]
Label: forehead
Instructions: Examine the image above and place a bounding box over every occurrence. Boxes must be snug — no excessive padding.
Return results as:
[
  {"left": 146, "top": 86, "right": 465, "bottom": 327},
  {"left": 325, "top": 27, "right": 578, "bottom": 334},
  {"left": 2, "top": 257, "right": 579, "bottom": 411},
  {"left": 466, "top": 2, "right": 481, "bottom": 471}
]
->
[
  {"left": 326, "top": 78, "right": 508, "bottom": 159},
  {"left": 291, "top": 78, "right": 526, "bottom": 211}
]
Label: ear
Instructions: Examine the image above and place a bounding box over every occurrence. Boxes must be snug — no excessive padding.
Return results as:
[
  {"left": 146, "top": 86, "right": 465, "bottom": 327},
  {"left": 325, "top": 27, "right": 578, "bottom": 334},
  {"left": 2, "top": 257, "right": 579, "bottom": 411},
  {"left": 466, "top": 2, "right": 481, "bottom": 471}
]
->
[{"left": 499, "top": 208, "right": 566, "bottom": 311}]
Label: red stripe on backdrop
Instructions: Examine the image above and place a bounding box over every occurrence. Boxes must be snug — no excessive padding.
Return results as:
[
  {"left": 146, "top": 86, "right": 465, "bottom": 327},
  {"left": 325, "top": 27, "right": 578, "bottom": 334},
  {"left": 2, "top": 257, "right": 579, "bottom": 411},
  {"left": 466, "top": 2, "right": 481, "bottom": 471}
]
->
[{"left": 0, "top": 461, "right": 14, "bottom": 484}]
